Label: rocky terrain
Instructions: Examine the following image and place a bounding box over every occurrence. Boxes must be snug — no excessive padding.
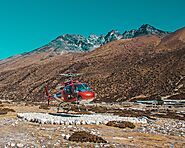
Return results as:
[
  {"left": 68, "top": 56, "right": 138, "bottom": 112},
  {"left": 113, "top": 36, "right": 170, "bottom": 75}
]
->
[{"left": 0, "top": 101, "right": 185, "bottom": 147}]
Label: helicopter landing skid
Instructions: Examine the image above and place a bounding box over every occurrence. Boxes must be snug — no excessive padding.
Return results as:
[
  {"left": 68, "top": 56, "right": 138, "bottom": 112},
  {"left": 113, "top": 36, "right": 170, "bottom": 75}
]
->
[
  {"left": 55, "top": 102, "right": 92, "bottom": 115},
  {"left": 57, "top": 102, "right": 71, "bottom": 113}
]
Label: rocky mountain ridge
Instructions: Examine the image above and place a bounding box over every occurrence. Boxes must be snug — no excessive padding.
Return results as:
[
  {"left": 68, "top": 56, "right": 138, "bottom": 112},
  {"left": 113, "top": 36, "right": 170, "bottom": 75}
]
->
[{"left": 34, "top": 24, "right": 168, "bottom": 54}]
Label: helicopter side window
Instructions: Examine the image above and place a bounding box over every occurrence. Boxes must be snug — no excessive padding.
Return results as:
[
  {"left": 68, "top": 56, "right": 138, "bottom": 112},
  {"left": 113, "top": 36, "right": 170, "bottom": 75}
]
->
[
  {"left": 75, "top": 84, "right": 91, "bottom": 92},
  {"left": 64, "top": 85, "right": 72, "bottom": 95},
  {"left": 74, "top": 85, "right": 78, "bottom": 92}
]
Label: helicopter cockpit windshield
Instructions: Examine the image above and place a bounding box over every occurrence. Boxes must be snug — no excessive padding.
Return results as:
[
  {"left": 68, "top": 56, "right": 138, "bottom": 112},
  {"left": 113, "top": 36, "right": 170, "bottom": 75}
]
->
[{"left": 75, "top": 84, "right": 91, "bottom": 92}]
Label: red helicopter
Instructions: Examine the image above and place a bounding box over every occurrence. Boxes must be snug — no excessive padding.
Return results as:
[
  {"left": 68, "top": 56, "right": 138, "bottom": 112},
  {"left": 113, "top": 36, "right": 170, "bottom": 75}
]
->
[{"left": 44, "top": 73, "right": 95, "bottom": 112}]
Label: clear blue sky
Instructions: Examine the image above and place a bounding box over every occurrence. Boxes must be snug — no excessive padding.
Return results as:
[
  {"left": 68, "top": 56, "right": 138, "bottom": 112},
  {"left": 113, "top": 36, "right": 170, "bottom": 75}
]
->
[{"left": 0, "top": 0, "right": 185, "bottom": 60}]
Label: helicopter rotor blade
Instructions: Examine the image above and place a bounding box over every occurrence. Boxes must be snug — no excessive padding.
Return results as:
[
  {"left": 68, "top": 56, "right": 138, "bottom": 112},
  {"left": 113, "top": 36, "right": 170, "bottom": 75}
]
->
[{"left": 60, "top": 73, "right": 82, "bottom": 77}]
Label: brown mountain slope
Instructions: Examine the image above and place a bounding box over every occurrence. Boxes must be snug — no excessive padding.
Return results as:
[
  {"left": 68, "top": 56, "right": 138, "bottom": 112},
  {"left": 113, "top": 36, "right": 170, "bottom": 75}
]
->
[
  {"left": 0, "top": 28, "right": 185, "bottom": 102},
  {"left": 156, "top": 27, "right": 185, "bottom": 52},
  {"left": 0, "top": 50, "right": 58, "bottom": 72}
]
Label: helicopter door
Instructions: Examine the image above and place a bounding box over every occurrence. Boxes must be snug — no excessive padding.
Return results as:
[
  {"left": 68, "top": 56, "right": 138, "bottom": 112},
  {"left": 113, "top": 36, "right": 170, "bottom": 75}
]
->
[{"left": 64, "top": 85, "right": 73, "bottom": 99}]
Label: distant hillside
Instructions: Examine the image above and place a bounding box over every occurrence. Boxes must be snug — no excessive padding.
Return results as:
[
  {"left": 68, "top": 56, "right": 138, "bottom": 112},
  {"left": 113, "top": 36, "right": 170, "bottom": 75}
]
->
[{"left": 0, "top": 24, "right": 168, "bottom": 71}]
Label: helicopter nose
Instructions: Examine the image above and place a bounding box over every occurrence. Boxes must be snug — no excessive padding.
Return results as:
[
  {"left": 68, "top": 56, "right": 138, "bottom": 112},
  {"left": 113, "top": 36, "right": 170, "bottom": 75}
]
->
[
  {"left": 86, "top": 93, "right": 92, "bottom": 96},
  {"left": 85, "top": 92, "right": 95, "bottom": 97}
]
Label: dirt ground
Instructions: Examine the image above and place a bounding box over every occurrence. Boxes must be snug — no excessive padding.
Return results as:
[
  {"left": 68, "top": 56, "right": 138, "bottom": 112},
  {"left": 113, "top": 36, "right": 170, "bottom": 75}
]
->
[{"left": 0, "top": 102, "right": 185, "bottom": 148}]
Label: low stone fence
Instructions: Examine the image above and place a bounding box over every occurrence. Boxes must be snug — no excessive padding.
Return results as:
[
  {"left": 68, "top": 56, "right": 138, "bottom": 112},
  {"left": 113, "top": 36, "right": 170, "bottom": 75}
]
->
[{"left": 17, "top": 113, "right": 150, "bottom": 125}]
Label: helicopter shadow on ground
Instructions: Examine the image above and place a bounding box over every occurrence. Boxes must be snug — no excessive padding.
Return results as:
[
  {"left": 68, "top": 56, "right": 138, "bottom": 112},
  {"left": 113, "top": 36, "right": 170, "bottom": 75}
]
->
[{"left": 48, "top": 112, "right": 81, "bottom": 117}]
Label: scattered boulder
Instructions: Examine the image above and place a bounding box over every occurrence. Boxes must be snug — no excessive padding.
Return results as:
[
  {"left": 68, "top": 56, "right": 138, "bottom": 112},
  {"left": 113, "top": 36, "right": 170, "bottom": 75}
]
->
[
  {"left": 16, "top": 143, "right": 24, "bottom": 147},
  {"left": 0, "top": 108, "right": 15, "bottom": 115},
  {"left": 106, "top": 121, "right": 135, "bottom": 129},
  {"left": 0, "top": 110, "right": 7, "bottom": 115},
  {"left": 68, "top": 131, "right": 107, "bottom": 143},
  {"left": 39, "top": 104, "right": 50, "bottom": 110}
]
